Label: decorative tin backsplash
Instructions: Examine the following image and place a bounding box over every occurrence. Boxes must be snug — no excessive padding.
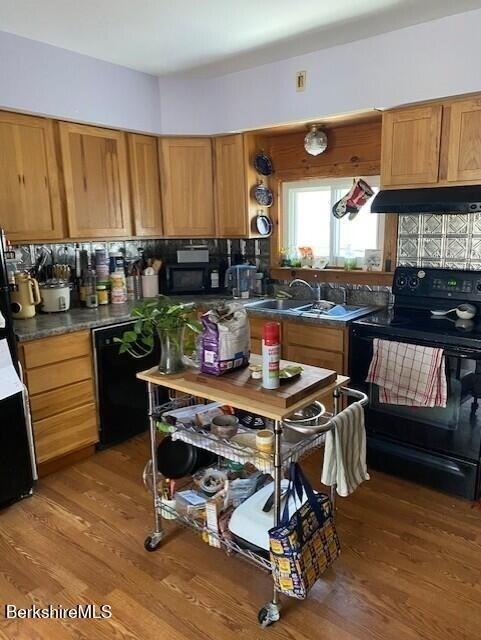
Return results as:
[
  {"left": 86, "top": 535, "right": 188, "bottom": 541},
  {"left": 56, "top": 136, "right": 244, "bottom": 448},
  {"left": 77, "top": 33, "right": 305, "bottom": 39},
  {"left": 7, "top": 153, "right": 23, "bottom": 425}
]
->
[{"left": 397, "top": 213, "right": 481, "bottom": 270}]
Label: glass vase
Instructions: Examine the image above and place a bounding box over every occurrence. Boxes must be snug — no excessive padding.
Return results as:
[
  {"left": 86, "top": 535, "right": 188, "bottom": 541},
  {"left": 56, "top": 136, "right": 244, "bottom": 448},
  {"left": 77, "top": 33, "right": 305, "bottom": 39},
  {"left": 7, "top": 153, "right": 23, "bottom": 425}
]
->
[{"left": 157, "top": 326, "right": 185, "bottom": 375}]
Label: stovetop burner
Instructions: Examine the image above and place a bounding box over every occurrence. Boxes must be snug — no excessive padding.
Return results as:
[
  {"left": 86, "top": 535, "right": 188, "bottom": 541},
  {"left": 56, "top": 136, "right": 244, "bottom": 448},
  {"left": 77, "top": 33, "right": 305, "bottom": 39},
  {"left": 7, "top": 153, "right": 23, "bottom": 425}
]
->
[
  {"left": 353, "top": 267, "right": 481, "bottom": 350},
  {"left": 354, "top": 308, "right": 481, "bottom": 349}
]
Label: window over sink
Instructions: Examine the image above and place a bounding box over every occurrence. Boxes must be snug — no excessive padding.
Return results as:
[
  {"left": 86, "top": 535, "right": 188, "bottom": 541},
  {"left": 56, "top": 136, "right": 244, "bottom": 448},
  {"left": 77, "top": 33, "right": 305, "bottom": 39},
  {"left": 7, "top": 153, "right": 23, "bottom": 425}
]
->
[{"left": 282, "top": 176, "right": 382, "bottom": 268}]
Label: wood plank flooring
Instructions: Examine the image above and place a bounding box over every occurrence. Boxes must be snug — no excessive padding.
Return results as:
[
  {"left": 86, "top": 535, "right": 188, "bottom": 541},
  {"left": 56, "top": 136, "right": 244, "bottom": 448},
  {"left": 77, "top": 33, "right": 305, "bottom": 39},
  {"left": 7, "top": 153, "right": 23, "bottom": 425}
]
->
[{"left": 0, "top": 435, "right": 480, "bottom": 639}]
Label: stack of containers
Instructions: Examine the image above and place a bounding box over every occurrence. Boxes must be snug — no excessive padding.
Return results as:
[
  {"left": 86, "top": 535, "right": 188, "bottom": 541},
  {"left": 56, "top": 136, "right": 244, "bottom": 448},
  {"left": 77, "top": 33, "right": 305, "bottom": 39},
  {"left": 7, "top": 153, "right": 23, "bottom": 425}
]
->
[
  {"left": 110, "top": 252, "right": 127, "bottom": 304},
  {"left": 95, "top": 248, "right": 110, "bottom": 289}
]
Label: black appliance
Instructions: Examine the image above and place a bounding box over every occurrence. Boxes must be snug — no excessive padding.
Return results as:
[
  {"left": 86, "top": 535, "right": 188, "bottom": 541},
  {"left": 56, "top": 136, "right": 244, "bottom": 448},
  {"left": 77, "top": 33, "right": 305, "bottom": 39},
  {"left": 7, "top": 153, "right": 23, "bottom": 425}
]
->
[
  {"left": 351, "top": 266, "right": 481, "bottom": 499},
  {"left": 0, "top": 229, "right": 36, "bottom": 509},
  {"left": 164, "top": 263, "right": 222, "bottom": 295},
  {"left": 371, "top": 185, "right": 481, "bottom": 214},
  {"left": 92, "top": 321, "right": 166, "bottom": 449}
]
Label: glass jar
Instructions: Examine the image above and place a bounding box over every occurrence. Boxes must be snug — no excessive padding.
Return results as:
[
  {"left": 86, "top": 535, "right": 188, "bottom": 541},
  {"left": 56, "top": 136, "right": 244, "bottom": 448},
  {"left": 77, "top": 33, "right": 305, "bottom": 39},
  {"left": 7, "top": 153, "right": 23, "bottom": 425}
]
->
[
  {"left": 96, "top": 284, "right": 109, "bottom": 305},
  {"left": 84, "top": 270, "right": 98, "bottom": 308},
  {"left": 110, "top": 271, "right": 127, "bottom": 304}
]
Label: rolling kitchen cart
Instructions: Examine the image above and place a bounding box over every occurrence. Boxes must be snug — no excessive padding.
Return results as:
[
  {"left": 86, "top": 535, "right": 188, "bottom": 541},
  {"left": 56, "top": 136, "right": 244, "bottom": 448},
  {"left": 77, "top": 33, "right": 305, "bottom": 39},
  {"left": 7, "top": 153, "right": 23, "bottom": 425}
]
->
[{"left": 137, "top": 364, "right": 367, "bottom": 627}]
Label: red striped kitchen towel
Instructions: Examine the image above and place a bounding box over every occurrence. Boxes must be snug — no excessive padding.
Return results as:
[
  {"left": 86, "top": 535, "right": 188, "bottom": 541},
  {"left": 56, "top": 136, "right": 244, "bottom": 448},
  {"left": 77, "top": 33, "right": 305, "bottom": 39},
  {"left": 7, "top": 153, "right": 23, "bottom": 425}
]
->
[{"left": 366, "top": 339, "right": 447, "bottom": 407}]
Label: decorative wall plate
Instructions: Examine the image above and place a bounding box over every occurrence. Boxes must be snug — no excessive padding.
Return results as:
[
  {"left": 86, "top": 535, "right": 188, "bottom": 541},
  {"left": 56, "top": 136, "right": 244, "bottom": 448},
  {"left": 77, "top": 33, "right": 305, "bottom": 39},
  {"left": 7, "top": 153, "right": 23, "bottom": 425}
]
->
[
  {"left": 253, "top": 183, "right": 273, "bottom": 207},
  {"left": 254, "top": 151, "right": 274, "bottom": 176}
]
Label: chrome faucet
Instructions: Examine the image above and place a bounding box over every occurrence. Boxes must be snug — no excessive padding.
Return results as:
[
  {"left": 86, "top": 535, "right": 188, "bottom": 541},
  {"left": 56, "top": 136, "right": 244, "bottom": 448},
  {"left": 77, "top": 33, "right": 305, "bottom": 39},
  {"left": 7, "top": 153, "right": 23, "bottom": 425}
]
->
[{"left": 289, "top": 278, "right": 322, "bottom": 302}]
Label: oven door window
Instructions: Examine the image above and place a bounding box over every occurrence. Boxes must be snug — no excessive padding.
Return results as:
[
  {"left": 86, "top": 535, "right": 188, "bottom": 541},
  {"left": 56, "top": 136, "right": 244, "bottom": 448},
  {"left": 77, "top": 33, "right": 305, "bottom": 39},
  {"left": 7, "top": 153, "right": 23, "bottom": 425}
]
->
[
  {"left": 172, "top": 269, "right": 205, "bottom": 291},
  {"left": 351, "top": 332, "right": 481, "bottom": 461},
  {"left": 370, "top": 354, "right": 481, "bottom": 430}
]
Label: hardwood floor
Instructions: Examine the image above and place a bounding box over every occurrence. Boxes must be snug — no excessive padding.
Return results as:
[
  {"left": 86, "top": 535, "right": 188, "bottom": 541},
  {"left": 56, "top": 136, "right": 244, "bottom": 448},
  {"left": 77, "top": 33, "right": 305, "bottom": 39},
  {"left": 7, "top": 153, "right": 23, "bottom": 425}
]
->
[{"left": 0, "top": 434, "right": 480, "bottom": 640}]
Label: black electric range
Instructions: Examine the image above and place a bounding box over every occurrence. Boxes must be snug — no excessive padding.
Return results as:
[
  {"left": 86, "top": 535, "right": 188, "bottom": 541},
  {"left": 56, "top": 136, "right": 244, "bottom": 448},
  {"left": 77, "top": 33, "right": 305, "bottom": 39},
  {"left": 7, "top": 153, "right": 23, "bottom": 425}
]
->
[{"left": 351, "top": 266, "right": 481, "bottom": 499}]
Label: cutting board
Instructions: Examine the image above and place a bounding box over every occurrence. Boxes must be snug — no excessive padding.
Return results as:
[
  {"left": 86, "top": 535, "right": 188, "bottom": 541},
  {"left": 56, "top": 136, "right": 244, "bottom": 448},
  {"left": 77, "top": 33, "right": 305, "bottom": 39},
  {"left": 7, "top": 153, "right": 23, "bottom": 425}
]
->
[{"left": 184, "top": 354, "right": 337, "bottom": 408}]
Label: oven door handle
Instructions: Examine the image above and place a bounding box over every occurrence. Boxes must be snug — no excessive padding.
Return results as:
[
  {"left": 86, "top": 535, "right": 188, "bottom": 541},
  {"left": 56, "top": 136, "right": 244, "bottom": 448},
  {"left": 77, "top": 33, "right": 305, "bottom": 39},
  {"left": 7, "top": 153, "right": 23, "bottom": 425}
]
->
[
  {"left": 444, "top": 350, "right": 481, "bottom": 359},
  {"left": 354, "top": 333, "right": 481, "bottom": 360}
]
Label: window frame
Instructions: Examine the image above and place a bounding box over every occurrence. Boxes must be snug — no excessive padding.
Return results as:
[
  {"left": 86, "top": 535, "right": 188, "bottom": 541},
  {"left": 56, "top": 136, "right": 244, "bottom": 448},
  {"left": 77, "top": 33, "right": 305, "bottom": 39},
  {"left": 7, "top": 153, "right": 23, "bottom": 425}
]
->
[{"left": 282, "top": 176, "right": 383, "bottom": 268}]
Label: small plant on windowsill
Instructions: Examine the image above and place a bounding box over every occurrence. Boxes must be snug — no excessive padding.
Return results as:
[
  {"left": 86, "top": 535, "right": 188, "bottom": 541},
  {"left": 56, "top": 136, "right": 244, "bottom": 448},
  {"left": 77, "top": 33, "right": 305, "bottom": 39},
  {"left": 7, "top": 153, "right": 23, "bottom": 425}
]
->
[{"left": 114, "top": 297, "right": 202, "bottom": 375}]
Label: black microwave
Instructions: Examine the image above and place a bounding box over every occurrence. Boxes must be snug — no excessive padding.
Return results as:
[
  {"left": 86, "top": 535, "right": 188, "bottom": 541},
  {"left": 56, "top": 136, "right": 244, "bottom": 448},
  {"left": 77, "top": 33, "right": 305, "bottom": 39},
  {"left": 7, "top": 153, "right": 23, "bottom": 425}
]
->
[{"left": 164, "top": 263, "right": 222, "bottom": 294}]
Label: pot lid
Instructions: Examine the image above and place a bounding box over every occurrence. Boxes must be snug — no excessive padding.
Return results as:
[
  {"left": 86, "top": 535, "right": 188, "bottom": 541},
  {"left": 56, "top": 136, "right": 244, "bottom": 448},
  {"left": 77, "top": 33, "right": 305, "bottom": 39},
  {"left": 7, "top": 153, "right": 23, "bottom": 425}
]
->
[{"left": 40, "top": 280, "right": 70, "bottom": 289}]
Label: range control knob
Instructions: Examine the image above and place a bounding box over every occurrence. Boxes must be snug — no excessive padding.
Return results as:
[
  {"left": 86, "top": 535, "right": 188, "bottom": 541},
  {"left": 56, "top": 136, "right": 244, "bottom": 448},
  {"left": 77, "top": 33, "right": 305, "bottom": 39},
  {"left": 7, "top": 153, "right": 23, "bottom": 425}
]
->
[
  {"left": 409, "top": 276, "right": 419, "bottom": 289},
  {"left": 396, "top": 274, "right": 407, "bottom": 288},
  {"left": 418, "top": 270, "right": 426, "bottom": 279},
  {"left": 477, "top": 282, "right": 481, "bottom": 292}
]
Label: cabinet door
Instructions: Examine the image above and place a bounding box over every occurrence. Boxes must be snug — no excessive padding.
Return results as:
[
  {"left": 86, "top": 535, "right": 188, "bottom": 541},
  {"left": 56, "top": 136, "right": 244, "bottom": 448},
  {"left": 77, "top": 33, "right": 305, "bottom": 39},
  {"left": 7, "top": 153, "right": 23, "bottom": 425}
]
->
[
  {"left": 159, "top": 138, "right": 215, "bottom": 237},
  {"left": 128, "top": 134, "right": 163, "bottom": 236},
  {"left": 447, "top": 99, "right": 481, "bottom": 183},
  {"left": 59, "top": 122, "right": 131, "bottom": 238},
  {"left": 214, "top": 135, "right": 247, "bottom": 237},
  {"left": 0, "top": 112, "right": 63, "bottom": 242},
  {"left": 381, "top": 105, "right": 442, "bottom": 186}
]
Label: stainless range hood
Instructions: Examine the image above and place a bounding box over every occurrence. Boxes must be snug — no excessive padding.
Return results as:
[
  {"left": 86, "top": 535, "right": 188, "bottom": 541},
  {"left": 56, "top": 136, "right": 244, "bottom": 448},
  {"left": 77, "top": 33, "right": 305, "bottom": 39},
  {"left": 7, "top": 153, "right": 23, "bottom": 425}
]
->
[{"left": 370, "top": 186, "right": 481, "bottom": 214}]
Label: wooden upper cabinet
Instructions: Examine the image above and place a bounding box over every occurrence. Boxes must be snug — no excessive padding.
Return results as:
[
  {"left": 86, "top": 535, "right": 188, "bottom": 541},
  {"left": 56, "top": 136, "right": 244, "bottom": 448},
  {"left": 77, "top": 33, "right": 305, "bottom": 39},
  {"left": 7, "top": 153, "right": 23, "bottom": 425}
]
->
[
  {"left": 128, "top": 134, "right": 163, "bottom": 236},
  {"left": 381, "top": 105, "right": 442, "bottom": 187},
  {"left": 159, "top": 137, "right": 215, "bottom": 237},
  {"left": 0, "top": 112, "right": 63, "bottom": 242},
  {"left": 214, "top": 135, "right": 248, "bottom": 237},
  {"left": 59, "top": 122, "right": 131, "bottom": 238},
  {"left": 446, "top": 98, "right": 481, "bottom": 183}
]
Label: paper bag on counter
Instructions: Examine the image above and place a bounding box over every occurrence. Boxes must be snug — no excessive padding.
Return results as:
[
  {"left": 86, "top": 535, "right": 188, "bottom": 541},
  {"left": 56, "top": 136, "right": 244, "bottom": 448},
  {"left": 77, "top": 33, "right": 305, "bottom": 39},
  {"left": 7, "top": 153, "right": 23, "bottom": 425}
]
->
[{"left": 200, "top": 303, "right": 250, "bottom": 376}]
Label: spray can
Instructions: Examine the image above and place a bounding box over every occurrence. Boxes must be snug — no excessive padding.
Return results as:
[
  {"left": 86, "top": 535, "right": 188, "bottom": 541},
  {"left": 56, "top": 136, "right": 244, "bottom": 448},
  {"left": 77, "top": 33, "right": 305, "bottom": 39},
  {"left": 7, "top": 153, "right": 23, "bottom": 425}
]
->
[{"left": 262, "top": 322, "right": 280, "bottom": 389}]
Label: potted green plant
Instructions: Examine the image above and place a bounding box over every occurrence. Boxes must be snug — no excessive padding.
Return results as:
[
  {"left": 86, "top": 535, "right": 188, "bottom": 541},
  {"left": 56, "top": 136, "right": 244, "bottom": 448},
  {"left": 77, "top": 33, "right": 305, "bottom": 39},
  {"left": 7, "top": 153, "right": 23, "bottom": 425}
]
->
[{"left": 114, "top": 296, "right": 202, "bottom": 375}]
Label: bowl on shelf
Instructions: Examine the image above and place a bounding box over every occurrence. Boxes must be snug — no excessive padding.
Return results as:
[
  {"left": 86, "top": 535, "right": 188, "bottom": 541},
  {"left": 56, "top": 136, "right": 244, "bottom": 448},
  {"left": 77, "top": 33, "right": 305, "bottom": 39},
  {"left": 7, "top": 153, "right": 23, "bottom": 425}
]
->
[
  {"left": 210, "top": 414, "right": 239, "bottom": 439},
  {"left": 198, "top": 469, "right": 228, "bottom": 495}
]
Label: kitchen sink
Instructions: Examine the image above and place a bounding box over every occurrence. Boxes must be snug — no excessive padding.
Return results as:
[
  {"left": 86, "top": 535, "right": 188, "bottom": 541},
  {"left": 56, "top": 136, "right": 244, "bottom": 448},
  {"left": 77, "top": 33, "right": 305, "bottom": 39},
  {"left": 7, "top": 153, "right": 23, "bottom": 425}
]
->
[
  {"left": 298, "top": 304, "right": 371, "bottom": 319},
  {"left": 246, "top": 298, "right": 310, "bottom": 311},
  {"left": 246, "top": 298, "right": 376, "bottom": 322}
]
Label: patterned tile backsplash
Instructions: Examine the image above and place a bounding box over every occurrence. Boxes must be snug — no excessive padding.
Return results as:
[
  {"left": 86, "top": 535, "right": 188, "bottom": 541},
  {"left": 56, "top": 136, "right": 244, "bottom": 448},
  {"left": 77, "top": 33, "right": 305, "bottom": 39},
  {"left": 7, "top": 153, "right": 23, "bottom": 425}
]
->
[
  {"left": 397, "top": 213, "right": 481, "bottom": 270},
  {"left": 13, "top": 237, "right": 271, "bottom": 275}
]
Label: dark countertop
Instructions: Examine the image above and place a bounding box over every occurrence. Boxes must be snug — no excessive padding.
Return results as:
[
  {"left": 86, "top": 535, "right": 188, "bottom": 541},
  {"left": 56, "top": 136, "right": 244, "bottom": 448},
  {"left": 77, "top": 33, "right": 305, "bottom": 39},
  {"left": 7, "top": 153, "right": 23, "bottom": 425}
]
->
[
  {"left": 14, "top": 295, "right": 383, "bottom": 342},
  {"left": 13, "top": 295, "right": 252, "bottom": 342}
]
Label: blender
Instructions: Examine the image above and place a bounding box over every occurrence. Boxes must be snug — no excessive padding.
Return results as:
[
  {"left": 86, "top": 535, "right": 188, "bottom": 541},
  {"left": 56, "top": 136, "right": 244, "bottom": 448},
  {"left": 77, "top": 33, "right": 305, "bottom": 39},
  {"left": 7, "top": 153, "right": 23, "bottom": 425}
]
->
[{"left": 224, "top": 264, "right": 257, "bottom": 299}]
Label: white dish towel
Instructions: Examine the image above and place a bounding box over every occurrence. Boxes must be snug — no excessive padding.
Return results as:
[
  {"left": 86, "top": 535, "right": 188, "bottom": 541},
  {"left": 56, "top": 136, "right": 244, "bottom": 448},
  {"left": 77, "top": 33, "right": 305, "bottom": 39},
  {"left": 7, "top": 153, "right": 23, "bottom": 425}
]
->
[{"left": 321, "top": 402, "right": 370, "bottom": 497}]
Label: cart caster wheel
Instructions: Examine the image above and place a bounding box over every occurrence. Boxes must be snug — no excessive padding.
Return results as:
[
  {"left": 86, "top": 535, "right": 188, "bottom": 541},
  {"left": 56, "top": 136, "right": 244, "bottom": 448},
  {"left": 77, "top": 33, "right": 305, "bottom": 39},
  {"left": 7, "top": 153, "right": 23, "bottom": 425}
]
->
[
  {"left": 144, "top": 535, "right": 162, "bottom": 552},
  {"left": 258, "top": 603, "right": 280, "bottom": 627}
]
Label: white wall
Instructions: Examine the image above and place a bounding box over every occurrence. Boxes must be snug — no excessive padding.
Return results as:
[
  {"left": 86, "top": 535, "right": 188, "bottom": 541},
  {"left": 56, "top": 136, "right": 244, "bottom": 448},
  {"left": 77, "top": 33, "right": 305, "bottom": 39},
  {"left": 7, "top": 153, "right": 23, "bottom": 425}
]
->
[
  {"left": 158, "top": 9, "right": 481, "bottom": 135},
  {"left": 3, "top": 9, "right": 481, "bottom": 137},
  {"left": 0, "top": 30, "right": 161, "bottom": 133}
]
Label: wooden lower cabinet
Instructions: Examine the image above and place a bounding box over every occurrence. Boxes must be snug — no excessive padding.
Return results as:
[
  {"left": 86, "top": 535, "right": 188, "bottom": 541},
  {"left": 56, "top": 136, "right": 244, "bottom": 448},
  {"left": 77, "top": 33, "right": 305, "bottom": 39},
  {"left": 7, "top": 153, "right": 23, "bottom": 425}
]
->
[
  {"left": 20, "top": 330, "right": 98, "bottom": 471},
  {"left": 35, "top": 403, "right": 97, "bottom": 464},
  {"left": 249, "top": 316, "right": 270, "bottom": 355},
  {"left": 30, "top": 379, "right": 95, "bottom": 422},
  {"left": 283, "top": 344, "right": 343, "bottom": 372},
  {"left": 248, "top": 315, "right": 348, "bottom": 373}
]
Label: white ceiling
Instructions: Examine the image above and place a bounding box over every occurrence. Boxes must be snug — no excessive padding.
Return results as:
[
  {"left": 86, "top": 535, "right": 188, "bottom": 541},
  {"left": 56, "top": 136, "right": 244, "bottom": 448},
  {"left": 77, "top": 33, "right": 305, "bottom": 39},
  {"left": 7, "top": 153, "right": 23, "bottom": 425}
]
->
[{"left": 1, "top": 0, "right": 481, "bottom": 77}]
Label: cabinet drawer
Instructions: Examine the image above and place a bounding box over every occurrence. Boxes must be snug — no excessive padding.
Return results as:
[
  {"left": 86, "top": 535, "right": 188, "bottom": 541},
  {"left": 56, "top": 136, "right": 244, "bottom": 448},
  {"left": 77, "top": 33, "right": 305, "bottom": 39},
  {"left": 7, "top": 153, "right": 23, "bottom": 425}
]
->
[
  {"left": 30, "top": 379, "right": 95, "bottom": 422},
  {"left": 284, "top": 345, "right": 344, "bottom": 374},
  {"left": 23, "top": 331, "right": 90, "bottom": 369},
  {"left": 284, "top": 322, "right": 344, "bottom": 353},
  {"left": 249, "top": 316, "right": 267, "bottom": 339},
  {"left": 27, "top": 356, "right": 92, "bottom": 395},
  {"left": 34, "top": 403, "right": 98, "bottom": 464},
  {"left": 250, "top": 337, "right": 262, "bottom": 355}
]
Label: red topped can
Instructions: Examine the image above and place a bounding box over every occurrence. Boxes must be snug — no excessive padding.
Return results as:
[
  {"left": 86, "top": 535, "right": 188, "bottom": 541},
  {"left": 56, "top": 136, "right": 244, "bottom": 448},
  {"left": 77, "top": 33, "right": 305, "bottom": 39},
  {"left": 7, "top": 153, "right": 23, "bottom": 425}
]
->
[{"left": 263, "top": 321, "right": 280, "bottom": 345}]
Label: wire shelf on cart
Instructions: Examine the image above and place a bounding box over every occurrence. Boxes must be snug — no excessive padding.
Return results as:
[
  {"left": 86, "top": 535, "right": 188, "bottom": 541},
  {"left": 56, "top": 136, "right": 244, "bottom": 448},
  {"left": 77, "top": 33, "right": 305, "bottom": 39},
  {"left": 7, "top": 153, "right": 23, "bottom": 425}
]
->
[
  {"left": 152, "top": 486, "right": 272, "bottom": 573},
  {"left": 153, "top": 394, "right": 333, "bottom": 474}
]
